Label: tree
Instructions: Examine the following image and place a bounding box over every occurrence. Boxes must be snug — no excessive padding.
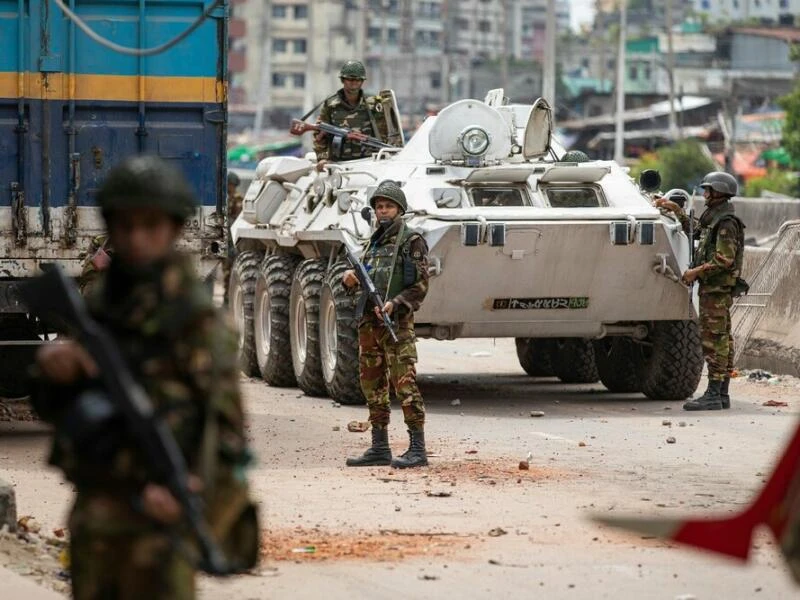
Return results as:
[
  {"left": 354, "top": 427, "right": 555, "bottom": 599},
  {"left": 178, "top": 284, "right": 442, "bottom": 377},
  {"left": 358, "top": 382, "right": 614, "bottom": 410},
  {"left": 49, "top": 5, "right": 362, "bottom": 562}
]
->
[
  {"left": 744, "top": 170, "right": 798, "bottom": 197},
  {"left": 778, "top": 44, "right": 800, "bottom": 162},
  {"left": 631, "top": 141, "right": 716, "bottom": 192}
]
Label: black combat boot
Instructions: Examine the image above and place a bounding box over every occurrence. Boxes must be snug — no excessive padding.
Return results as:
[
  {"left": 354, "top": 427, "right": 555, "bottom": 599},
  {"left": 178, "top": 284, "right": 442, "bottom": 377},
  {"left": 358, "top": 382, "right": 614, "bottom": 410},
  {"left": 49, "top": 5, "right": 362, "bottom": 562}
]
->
[
  {"left": 720, "top": 376, "right": 731, "bottom": 410},
  {"left": 346, "top": 425, "right": 392, "bottom": 467},
  {"left": 683, "top": 380, "right": 724, "bottom": 411},
  {"left": 391, "top": 429, "right": 428, "bottom": 469}
]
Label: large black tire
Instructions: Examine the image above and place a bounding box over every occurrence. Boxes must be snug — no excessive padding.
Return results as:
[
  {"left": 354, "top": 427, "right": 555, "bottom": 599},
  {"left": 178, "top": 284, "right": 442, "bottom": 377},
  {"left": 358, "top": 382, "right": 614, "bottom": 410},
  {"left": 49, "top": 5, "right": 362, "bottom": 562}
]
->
[
  {"left": 640, "top": 320, "right": 703, "bottom": 400},
  {"left": 319, "top": 261, "right": 364, "bottom": 405},
  {"left": 594, "top": 337, "right": 645, "bottom": 393},
  {"left": 230, "top": 251, "right": 263, "bottom": 377},
  {"left": 254, "top": 254, "right": 300, "bottom": 387},
  {"left": 515, "top": 338, "right": 555, "bottom": 377},
  {"left": 289, "top": 258, "right": 327, "bottom": 396},
  {"left": 0, "top": 315, "right": 40, "bottom": 398},
  {"left": 551, "top": 338, "right": 600, "bottom": 384}
]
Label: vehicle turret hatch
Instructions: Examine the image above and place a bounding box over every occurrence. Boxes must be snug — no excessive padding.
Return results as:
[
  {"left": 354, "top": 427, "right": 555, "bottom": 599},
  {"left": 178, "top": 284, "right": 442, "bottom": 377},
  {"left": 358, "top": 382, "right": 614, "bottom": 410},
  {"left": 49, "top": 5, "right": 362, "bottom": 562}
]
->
[
  {"left": 522, "top": 98, "right": 553, "bottom": 159},
  {"left": 539, "top": 166, "right": 611, "bottom": 184},
  {"left": 464, "top": 166, "right": 532, "bottom": 183}
]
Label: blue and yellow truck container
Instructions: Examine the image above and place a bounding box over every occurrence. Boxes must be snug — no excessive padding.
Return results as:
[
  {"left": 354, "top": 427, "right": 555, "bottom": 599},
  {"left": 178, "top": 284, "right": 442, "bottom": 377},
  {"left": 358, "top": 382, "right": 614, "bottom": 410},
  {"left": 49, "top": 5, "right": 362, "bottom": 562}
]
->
[{"left": 0, "top": 0, "right": 229, "bottom": 395}]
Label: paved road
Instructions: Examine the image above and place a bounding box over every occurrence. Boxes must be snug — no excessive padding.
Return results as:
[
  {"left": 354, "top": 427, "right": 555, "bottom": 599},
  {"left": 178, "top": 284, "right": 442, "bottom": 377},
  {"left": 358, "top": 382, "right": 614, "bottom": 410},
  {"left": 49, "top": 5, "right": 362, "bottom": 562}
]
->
[{"left": 2, "top": 338, "right": 799, "bottom": 599}]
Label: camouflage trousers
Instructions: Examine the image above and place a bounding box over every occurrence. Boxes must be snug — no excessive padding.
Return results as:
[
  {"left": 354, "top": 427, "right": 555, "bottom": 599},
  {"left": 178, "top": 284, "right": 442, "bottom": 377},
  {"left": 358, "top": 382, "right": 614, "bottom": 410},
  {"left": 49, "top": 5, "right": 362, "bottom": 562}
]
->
[
  {"left": 69, "top": 494, "right": 195, "bottom": 600},
  {"left": 699, "top": 291, "right": 734, "bottom": 381},
  {"left": 358, "top": 316, "right": 425, "bottom": 430}
]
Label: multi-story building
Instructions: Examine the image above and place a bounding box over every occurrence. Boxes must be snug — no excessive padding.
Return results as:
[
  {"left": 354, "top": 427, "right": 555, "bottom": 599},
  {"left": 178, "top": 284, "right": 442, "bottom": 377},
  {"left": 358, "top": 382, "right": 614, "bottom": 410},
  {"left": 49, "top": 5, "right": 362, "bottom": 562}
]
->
[{"left": 688, "top": 0, "right": 799, "bottom": 25}]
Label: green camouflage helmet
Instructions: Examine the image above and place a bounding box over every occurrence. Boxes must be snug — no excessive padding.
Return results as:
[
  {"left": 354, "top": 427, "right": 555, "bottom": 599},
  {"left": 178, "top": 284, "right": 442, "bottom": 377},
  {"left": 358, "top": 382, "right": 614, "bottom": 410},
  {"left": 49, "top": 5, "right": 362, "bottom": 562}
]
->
[
  {"left": 97, "top": 155, "right": 197, "bottom": 222},
  {"left": 371, "top": 180, "right": 407, "bottom": 213},
  {"left": 699, "top": 171, "right": 738, "bottom": 197},
  {"left": 339, "top": 60, "right": 367, "bottom": 80},
  {"left": 560, "top": 150, "right": 590, "bottom": 163}
]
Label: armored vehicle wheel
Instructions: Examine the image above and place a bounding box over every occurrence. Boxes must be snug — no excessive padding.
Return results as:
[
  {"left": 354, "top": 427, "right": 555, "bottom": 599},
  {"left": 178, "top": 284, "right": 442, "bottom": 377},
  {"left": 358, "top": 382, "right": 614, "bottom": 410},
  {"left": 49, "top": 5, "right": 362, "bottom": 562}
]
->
[
  {"left": 0, "top": 315, "right": 40, "bottom": 398},
  {"left": 551, "top": 338, "right": 599, "bottom": 384},
  {"left": 515, "top": 338, "right": 555, "bottom": 377},
  {"left": 594, "top": 338, "right": 644, "bottom": 393},
  {"left": 640, "top": 320, "right": 703, "bottom": 401},
  {"left": 289, "top": 258, "right": 327, "bottom": 396},
  {"left": 319, "top": 261, "right": 365, "bottom": 405},
  {"left": 230, "top": 251, "right": 263, "bottom": 377},
  {"left": 255, "top": 254, "right": 300, "bottom": 387}
]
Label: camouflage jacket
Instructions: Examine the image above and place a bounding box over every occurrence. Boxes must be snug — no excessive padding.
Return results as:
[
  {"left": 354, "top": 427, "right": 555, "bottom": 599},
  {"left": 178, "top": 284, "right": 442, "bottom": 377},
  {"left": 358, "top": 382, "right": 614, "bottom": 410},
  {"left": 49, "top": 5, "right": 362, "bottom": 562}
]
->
[
  {"left": 355, "top": 218, "right": 429, "bottom": 322},
  {"left": 32, "top": 253, "right": 253, "bottom": 538},
  {"left": 314, "top": 89, "right": 388, "bottom": 161},
  {"left": 228, "top": 192, "right": 244, "bottom": 226},
  {"left": 694, "top": 201, "right": 744, "bottom": 293}
]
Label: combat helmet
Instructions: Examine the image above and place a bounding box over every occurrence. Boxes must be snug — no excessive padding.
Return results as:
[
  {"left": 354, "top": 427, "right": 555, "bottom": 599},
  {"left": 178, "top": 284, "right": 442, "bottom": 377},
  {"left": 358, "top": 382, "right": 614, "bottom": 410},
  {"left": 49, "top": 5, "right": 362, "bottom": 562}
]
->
[
  {"left": 370, "top": 180, "right": 407, "bottom": 213},
  {"left": 97, "top": 155, "right": 197, "bottom": 222},
  {"left": 560, "top": 150, "right": 590, "bottom": 163},
  {"left": 339, "top": 60, "right": 367, "bottom": 80},
  {"left": 699, "top": 171, "right": 738, "bottom": 197},
  {"left": 227, "top": 170, "right": 241, "bottom": 187}
]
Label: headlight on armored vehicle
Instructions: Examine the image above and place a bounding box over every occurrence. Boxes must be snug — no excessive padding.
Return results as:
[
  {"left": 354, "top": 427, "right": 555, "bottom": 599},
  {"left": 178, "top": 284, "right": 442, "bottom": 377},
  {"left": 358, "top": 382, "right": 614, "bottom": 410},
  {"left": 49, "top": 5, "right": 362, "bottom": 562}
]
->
[{"left": 458, "top": 126, "right": 490, "bottom": 156}]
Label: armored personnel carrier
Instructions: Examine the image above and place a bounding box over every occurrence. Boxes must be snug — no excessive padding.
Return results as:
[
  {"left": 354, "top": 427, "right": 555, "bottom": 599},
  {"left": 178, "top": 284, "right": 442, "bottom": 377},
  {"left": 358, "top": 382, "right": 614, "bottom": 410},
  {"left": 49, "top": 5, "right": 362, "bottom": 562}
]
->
[{"left": 230, "top": 90, "right": 703, "bottom": 404}]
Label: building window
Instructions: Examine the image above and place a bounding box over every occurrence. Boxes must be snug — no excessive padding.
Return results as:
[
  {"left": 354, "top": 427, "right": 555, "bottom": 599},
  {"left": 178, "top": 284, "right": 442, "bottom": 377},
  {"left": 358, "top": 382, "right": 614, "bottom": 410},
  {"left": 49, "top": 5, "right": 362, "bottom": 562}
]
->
[
  {"left": 628, "top": 65, "right": 638, "bottom": 80},
  {"left": 779, "top": 0, "right": 788, "bottom": 7},
  {"left": 272, "top": 39, "right": 287, "bottom": 53},
  {"left": 368, "top": 26, "right": 381, "bottom": 41},
  {"left": 293, "top": 39, "right": 307, "bottom": 54},
  {"left": 733, "top": 0, "right": 739, "bottom": 7},
  {"left": 293, "top": 73, "right": 305, "bottom": 88},
  {"left": 272, "top": 4, "right": 287, "bottom": 18},
  {"left": 478, "top": 20, "right": 491, "bottom": 33},
  {"left": 272, "top": 73, "right": 287, "bottom": 87},
  {"left": 644, "top": 64, "right": 651, "bottom": 79},
  {"left": 387, "top": 28, "right": 398, "bottom": 45},
  {"left": 430, "top": 71, "right": 442, "bottom": 89},
  {"left": 607, "top": 59, "right": 614, "bottom": 70},
  {"left": 701, "top": 0, "right": 710, "bottom": 8},
  {"left": 294, "top": 4, "right": 308, "bottom": 19}
]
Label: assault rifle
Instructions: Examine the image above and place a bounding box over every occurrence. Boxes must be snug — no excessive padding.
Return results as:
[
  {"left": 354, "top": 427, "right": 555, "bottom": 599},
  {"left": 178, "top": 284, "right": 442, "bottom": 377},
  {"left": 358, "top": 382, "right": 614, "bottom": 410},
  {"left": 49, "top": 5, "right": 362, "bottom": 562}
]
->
[
  {"left": 20, "top": 266, "right": 233, "bottom": 576},
  {"left": 344, "top": 247, "right": 399, "bottom": 343},
  {"left": 688, "top": 208, "right": 696, "bottom": 267},
  {"left": 289, "top": 119, "right": 393, "bottom": 155}
]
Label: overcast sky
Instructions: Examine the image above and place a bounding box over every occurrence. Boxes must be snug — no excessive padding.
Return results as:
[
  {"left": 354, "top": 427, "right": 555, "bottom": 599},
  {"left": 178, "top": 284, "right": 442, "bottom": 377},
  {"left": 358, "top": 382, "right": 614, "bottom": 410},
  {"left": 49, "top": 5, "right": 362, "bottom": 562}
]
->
[{"left": 570, "top": 0, "right": 597, "bottom": 31}]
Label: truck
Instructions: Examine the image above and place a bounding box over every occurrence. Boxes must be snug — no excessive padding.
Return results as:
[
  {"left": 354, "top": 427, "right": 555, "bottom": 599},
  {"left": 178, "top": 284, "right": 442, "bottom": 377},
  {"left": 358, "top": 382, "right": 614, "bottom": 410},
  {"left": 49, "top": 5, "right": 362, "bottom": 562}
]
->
[
  {"left": 229, "top": 91, "right": 704, "bottom": 405},
  {"left": 0, "top": 0, "right": 228, "bottom": 396}
]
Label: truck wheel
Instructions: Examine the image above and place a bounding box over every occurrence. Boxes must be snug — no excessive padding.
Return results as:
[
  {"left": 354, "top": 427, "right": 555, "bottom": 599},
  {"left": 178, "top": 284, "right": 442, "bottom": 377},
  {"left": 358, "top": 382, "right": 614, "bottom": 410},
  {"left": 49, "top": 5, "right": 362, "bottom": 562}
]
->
[
  {"left": 594, "top": 338, "right": 644, "bottom": 393},
  {"left": 319, "top": 261, "right": 364, "bottom": 405},
  {"left": 289, "top": 258, "right": 327, "bottom": 396},
  {"left": 641, "top": 320, "right": 703, "bottom": 400},
  {"left": 230, "top": 251, "right": 263, "bottom": 377},
  {"left": 551, "top": 338, "right": 600, "bottom": 384},
  {"left": 515, "top": 338, "right": 555, "bottom": 377},
  {"left": 255, "top": 254, "right": 300, "bottom": 387},
  {"left": 0, "top": 315, "right": 39, "bottom": 398}
]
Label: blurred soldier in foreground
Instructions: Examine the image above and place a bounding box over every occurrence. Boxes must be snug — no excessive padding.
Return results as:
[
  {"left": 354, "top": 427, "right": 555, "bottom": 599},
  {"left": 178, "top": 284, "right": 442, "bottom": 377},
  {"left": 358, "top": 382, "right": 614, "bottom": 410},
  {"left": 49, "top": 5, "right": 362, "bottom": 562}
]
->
[
  {"left": 313, "top": 60, "right": 391, "bottom": 168},
  {"left": 31, "top": 156, "right": 258, "bottom": 599},
  {"left": 342, "top": 181, "right": 430, "bottom": 468},
  {"left": 223, "top": 171, "right": 244, "bottom": 305},
  {"left": 656, "top": 171, "right": 746, "bottom": 411}
]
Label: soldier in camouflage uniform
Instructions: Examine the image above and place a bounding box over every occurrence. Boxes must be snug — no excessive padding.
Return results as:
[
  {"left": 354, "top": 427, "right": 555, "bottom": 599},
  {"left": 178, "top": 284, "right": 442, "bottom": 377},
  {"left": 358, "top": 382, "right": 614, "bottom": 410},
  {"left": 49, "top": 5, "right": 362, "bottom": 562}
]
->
[
  {"left": 313, "top": 60, "right": 391, "bottom": 168},
  {"left": 31, "top": 156, "right": 258, "bottom": 599},
  {"left": 342, "top": 180, "right": 430, "bottom": 469},
  {"left": 657, "top": 171, "right": 745, "bottom": 411},
  {"left": 78, "top": 234, "right": 113, "bottom": 295},
  {"left": 223, "top": 171, "right": 244, "bottom": 305}
]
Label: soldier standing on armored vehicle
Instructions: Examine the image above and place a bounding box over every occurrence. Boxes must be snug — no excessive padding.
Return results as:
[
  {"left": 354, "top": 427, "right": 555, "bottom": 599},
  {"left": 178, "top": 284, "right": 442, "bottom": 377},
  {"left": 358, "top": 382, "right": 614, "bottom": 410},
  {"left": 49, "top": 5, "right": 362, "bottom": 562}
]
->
[
  {"left": 31, "top": 156, "right": 258, "bottom": 599},
  {"left": 341, "top": 181, "right": 431, "bottom": 469},
  {"left": 657, "top": 171, "right": 746, "bottom": 411},
  {"left": 313, "top": 60, "right": 391, "bottom": 168}
]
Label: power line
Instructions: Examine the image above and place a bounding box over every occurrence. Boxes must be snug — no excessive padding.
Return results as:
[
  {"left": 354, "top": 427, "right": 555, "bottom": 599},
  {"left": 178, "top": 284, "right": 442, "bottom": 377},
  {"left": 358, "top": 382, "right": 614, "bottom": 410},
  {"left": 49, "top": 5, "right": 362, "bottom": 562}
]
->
[{"left": 51, "top": 0, "right": 223, "bottom": 58}]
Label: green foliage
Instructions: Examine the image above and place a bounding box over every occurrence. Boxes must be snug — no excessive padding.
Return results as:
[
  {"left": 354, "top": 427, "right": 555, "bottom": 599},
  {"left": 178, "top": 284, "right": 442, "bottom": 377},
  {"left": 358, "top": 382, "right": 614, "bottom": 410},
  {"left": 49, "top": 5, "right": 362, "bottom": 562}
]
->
[
  {"left": 779, "top": 45, "right": 800, "bottom": 161},
  {"left": 630, "top": 141, "right": 716, "bottom": 192},
  {"left": 744, "top": 170, "right": 799, "bottom": 197}
]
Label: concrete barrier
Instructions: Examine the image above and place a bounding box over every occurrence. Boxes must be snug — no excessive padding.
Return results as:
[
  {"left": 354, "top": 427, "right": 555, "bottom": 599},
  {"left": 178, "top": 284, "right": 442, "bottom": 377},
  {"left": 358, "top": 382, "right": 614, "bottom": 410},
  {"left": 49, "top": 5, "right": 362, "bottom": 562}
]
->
[
  {"left": 738, "top": 246, "right": 800, "bottom": 376},
  {"left": 692, "top": 197, "right": 800, "bottom": 243}
]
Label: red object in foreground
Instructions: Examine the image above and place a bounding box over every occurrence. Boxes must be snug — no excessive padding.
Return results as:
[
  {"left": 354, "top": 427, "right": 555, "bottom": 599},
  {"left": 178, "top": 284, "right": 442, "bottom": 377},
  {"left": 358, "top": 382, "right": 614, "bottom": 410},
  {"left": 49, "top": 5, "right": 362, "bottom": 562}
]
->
[{"left": 595, "top": 419, "right": 800, "bottom": 581}]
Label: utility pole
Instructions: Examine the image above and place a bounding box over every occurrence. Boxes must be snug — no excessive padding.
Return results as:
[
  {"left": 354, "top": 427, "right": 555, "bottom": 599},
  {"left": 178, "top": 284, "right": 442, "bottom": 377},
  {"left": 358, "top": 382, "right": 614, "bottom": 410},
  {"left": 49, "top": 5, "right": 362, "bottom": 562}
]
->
[
  {"left": 500, "top": 0, "right": 510, "bottom": 93},
  {"left": 665, "top": 0, "right": 678, "bottom": 140},
  {"left": 380, "top": 0, "right": 389, "bottom": 91},
  {"left": 543, "top": 0, "right": 557, "bottom": 111},
  {"left": 613, "top": 0, "right": 627, "bottom": 164},
  {"left": 254, "top": 0, "right": 272, "bottom": 136}
]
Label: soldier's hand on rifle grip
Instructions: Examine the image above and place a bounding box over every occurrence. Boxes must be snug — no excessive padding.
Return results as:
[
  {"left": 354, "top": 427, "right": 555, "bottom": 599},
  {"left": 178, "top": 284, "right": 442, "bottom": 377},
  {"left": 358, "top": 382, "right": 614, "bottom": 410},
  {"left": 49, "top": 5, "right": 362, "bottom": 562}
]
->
[
  {"left": 141, "top": 476, "right": 203, "bottom": 525},
  {"left": 342, "top": 269, "right": 359, "bottom": 288},
  {"left": 36, "top": 341, "right": 100, "bottom": 385},
  {"left": 375, "top": 301, "right": 394, "bottom": 320}
]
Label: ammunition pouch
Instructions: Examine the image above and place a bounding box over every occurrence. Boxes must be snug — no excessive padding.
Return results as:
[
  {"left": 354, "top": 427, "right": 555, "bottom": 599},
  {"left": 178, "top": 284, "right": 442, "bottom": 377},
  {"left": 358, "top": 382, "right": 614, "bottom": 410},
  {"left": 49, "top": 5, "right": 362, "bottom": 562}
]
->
[
  {"left": 59, "top": 389, "right": 124, "bottom": 463},
  {"left": 732, "top": 277, "right": 750, "bottom": 298}
]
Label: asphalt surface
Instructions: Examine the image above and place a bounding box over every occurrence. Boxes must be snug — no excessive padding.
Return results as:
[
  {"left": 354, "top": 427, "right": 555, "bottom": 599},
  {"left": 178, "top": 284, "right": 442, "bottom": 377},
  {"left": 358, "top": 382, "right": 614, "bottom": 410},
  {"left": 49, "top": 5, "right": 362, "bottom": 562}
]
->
[{"left": 2, "top": 337, "right": 799, "bottom": 599}]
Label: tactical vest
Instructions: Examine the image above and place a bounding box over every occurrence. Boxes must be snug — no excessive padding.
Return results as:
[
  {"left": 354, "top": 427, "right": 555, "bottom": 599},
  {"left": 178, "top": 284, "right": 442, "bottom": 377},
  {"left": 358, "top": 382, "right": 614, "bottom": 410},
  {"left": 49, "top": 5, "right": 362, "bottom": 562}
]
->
[
  {"left": 362, "top": 223, "right": 420, "bottom": 307},
  {"left": 696, "top": 203, "right": 745, "bottom": 290}
]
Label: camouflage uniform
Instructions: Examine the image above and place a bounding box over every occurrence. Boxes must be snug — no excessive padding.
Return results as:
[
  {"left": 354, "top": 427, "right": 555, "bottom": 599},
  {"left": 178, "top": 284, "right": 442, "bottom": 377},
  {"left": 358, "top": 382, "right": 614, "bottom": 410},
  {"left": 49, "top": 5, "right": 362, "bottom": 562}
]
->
[
  {"left": 78, "top": 234, "right": 112, "bottom": 295},
  {"left": 357, "top": 219, "right": 429, "bottom": 429},
  {"left": 222, "top": 191, "right": 244, "bottom": 303},
  {"left": 31, "top": 254, "right": 256, "bottom": 600},
  {"left": 313, "top": 89, "right": 389, "bottom": 161}
]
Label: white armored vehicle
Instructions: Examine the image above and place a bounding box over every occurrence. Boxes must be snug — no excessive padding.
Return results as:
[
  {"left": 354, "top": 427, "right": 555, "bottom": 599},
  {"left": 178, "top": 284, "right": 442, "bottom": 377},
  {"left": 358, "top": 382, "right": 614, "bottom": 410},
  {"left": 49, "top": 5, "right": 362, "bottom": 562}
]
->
[{"left": 230, "top": 90, "right": 703, "bottom": 404}]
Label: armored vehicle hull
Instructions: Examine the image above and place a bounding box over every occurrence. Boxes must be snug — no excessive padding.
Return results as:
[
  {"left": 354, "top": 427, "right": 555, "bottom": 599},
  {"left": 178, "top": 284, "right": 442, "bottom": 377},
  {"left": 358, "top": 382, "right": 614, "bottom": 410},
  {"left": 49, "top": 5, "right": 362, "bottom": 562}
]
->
[{"left": 231, "top": 91, "right": 703, "bottom": 404}]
